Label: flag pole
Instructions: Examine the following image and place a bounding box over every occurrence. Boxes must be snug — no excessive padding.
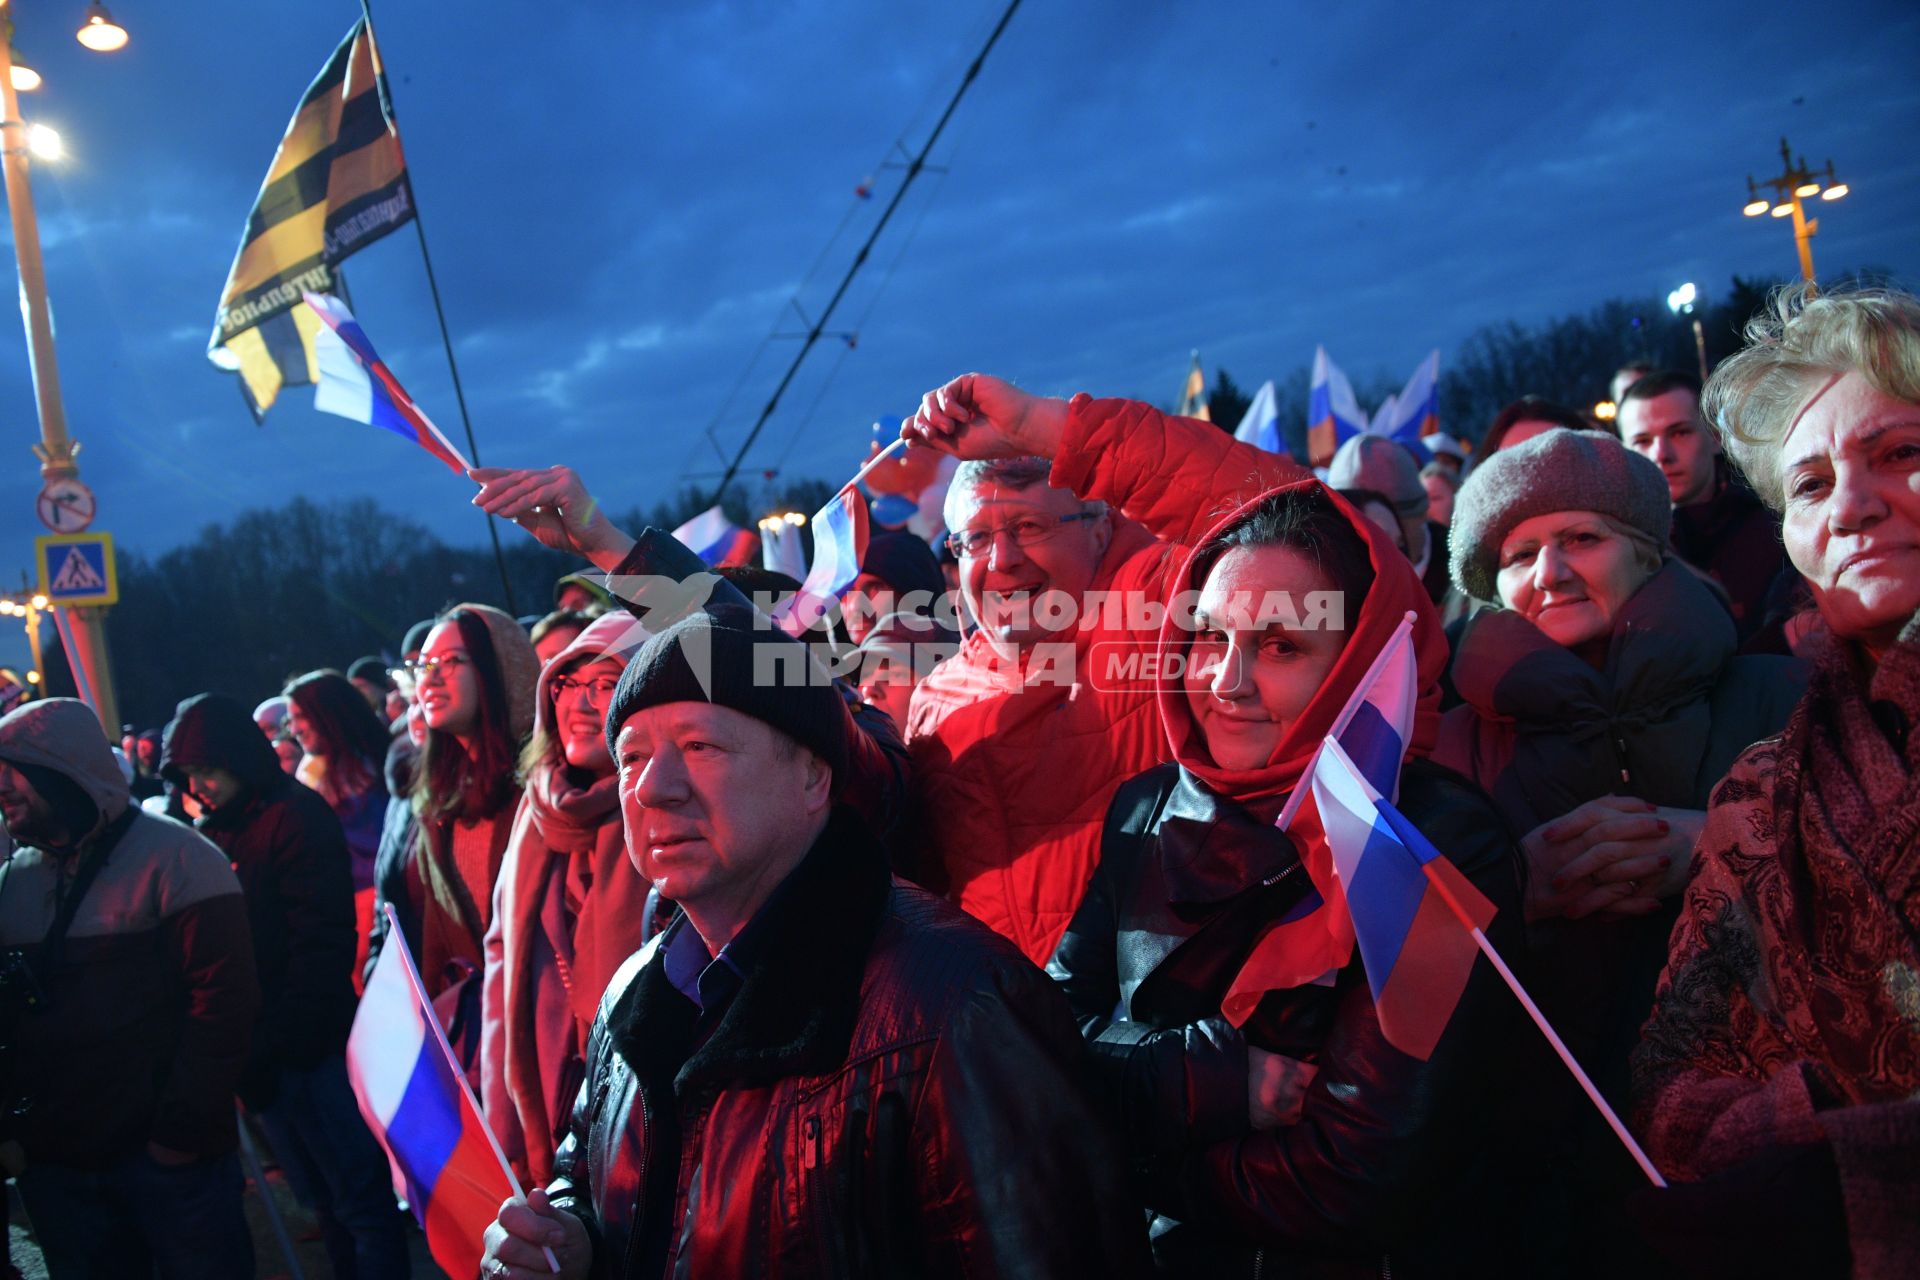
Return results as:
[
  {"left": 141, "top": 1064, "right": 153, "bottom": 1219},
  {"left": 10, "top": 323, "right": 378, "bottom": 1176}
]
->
[
  {"left": 1416, "top": 864, "right": 1668, "bottom": 1188},
  {"left": 357, "top": 0, "right": 518, "bottom": 616},
  {"left": 378, "top": 905, "right": 562, "bottom": 1273},
  {"left": 844, "top": 436, "right": 908, "bottom": 495}
]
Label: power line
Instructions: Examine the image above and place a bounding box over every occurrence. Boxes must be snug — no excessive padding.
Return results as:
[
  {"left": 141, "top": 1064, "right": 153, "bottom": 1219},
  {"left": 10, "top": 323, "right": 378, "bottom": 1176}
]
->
[{"left": 707, "top": 0, "right": 1024, "bottom": 505}]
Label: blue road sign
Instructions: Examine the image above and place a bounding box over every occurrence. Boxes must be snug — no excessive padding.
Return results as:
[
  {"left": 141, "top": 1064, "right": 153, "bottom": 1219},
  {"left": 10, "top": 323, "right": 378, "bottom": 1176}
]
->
[{"left": 36, "top": 532, "right": 118, "bottom": 607}]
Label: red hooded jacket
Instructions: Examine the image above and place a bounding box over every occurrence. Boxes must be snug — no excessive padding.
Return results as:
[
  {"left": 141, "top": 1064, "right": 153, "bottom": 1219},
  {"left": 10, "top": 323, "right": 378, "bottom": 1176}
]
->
[{"left": 905, "top": 395, "right": 1306, "bottom": 963}]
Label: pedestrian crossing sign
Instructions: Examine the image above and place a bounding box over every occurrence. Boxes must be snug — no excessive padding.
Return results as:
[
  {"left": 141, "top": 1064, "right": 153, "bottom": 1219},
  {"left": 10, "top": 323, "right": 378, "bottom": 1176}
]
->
[{"left": 35, "top": 532, "right": 117, "bottom": 607}]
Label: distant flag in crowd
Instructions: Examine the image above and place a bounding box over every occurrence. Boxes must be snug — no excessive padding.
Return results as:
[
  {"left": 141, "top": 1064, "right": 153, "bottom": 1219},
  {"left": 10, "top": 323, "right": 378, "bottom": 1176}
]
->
[
  {"left": 304, "top": 292, "right": 470, "bottom": 475},
  {"left": 1369, "top": 350, "right": 1441, "bottom": 464},
  {"left": 1222, "top": 613, "right": 1421, "bottom": 1024},
  {"left": 774, "top": 484, "right": 870, "bottom": 637},
  {"left": 1310, "top": 736, "right": 1496, "bottom": 1060},
  {"left": 1306, "top": 345, "right": 1367, "bottom": 468},
  {"left": 1233, "top": 379, "right": 1290, "bottom": 457},
  {"left": 346, "top": 910, "right": 523, "bottom": 1280},
  {"left": 759, "top": 512, "right": 809, "bottom": 580},
  {"left": 1176, "top": 350, "right": 1211, "bottom": 421},
  {"left": 208, "top": 18, "right": 415, "bottom": 419},
  {"left": 673, "top": 505, "right": 757, "bottom": 567}
]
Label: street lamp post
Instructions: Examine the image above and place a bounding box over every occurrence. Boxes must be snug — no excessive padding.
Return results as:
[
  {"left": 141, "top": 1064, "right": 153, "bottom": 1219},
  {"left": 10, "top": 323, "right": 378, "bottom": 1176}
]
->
[
  {"left": 1743, "top": 137, "right": 1848, "bottom": 284},
  {"left": 0, "top": 3, "right": 125, "bottom": 732},
  {"left": 1666, "top": 282, "right": 1709, "bottom": 384}
]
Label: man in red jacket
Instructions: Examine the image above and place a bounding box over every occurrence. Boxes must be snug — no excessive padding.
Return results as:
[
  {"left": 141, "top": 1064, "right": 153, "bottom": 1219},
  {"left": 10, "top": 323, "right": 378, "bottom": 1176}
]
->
[{"left": 900, "top": 375, "right": 1305, "bottom": 964}]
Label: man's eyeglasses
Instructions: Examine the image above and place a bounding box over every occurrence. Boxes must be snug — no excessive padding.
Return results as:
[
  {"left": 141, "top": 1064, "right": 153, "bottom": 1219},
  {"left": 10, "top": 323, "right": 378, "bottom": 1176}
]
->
[
  {"left": 551, "top": 674, "right": 621, "bottom": 701},
  {"left": 945, "top": 512, "right": 1098, "bottom": 559},
  {"left": 404, "top": 652, "right": 473, "bottom": 682}
]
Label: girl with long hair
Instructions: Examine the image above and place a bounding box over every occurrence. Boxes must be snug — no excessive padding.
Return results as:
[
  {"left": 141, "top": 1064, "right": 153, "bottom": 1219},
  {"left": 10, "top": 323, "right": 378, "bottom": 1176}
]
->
[{"left": 408, "top": 603, "right": 540, "bottom": 1069}]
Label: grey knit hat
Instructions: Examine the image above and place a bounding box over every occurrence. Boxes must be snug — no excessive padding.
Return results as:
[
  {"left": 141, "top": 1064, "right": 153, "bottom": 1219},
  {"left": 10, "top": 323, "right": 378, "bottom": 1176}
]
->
[
  {"left": 1449, "top": 427, "right": 1670, "bottom": 603},
  {"left": 1328, "top": 434, "right": 1427, "bottom": 519}
]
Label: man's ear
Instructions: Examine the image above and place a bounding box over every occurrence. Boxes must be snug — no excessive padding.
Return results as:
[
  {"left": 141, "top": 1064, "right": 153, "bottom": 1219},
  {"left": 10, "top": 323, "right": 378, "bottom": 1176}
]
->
[
  {"left": 801, "top": 748, "right": 834, "bottom": 814},
  {"left": 1089, "top": 509, "right": 1113, "bottom": 560}
]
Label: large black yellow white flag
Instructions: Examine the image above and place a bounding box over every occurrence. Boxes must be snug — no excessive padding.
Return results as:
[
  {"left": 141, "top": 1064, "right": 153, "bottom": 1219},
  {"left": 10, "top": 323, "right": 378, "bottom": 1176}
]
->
[{"left": 208, "top": 19, "right": 414, "bottom": 419}]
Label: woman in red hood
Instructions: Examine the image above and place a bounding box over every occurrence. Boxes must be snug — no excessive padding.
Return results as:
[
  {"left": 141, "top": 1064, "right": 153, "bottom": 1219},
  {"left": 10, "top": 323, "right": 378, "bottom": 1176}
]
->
[{"left": 1048, "top": 479, "right": 1526, "bottom": 1278}]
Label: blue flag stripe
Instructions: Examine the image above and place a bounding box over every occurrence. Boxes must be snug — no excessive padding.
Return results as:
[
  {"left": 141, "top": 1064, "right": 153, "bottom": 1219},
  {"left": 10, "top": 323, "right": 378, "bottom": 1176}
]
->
[
  {"left": 1343, "top": 817, "right": 1426, "bottom": 1001},
  {"left": 383, "top": 1034, "right": 462, "bottom": 1210},
  {"left": 1375, "top": 796, "right": 1446, "bottom": 868},
  {"left": 1339, "top": 701, "right": 1402, "bottom": 798}
]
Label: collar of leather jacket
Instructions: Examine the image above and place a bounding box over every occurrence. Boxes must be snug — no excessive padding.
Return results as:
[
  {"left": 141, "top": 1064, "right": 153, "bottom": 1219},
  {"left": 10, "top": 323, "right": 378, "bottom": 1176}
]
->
[
  {"left": 1152, "top": 768, "right": 1303, "bottom": 916},
  {"left": 608, "top": 803, "right": 893, "bottom": 1098}
]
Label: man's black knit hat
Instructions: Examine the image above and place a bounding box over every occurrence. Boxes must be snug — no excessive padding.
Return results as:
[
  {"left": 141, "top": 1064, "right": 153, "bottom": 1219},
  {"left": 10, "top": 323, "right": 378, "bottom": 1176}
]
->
[{"left": 604, "top": 604, "right": 848, "bottom": 776}]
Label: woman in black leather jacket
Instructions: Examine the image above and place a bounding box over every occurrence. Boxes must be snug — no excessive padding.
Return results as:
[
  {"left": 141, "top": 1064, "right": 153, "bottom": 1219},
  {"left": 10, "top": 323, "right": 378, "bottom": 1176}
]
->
[{"left": 1049, "top": 481, "right": 1526, "bottom": 1278}]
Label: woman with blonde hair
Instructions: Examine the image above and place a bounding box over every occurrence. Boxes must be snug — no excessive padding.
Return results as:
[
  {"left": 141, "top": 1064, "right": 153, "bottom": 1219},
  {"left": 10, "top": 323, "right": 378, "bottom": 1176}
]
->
[{"left": 1634, "top": 286, "right": 1920, "bottom": 1272}]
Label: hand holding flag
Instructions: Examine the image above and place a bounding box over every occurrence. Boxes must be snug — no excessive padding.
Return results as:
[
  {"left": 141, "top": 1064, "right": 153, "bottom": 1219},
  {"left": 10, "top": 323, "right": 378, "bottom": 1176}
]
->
[{"left": 347, "top": 908, "right": 561, "bottom": 1276}]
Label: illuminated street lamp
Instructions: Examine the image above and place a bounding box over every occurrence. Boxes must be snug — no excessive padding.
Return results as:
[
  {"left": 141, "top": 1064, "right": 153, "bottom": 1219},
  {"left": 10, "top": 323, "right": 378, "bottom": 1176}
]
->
[
  {"left": 1667, "top": 281, "right": 1709, "bottom": 383},
  {"left": 1743, "top": 137, "right": 1847, "bottom": 283},
  {"left": 75, "top": 1, "right": 126, "bottom": 51},
  {"left": 0, "top": 2, "right": 127, "bottom": 729}
]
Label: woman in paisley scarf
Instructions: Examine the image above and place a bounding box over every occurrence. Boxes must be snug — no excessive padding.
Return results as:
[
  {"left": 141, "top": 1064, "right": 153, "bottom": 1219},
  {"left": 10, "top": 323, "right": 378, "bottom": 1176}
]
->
[{"left": 1634, "top": 286, "right": 1920, "bottom": 1275}]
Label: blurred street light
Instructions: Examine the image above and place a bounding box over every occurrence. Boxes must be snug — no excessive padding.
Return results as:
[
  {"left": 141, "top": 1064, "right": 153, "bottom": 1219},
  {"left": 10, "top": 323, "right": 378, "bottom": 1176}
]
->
[
  {"left": 8, "top": 53, "right": 36, "bottom": 91},
  {"left": 75, "top": 1, "right": 127, "bottom": 52},
  {"left": 1743, "top": 137, "right": 1846, "bottom": 283},
  {"left": 1667, "top": 281, "right": 1709, "bottom": 383},
  {"left": 25, "top": 120, "right": 56, "bottom": 159}
]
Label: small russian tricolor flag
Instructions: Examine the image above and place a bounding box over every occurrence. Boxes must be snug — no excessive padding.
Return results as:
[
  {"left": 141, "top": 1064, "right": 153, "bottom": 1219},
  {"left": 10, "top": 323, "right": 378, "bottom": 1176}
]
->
[
  {"left": 672, "top": 504, "right": 757, "bottom": 567},
  {"left": 1311, "top": 736, "right": 1495, "bottom": 1061},
  {"left": 304, "top": 292, "right": 472, "bottom": 476},
  {"left": 346, "top": 909, "right": 514, "bottom": 1280},
  {"left": 774, "top": 485, "right": 869, "bottom": 637}
]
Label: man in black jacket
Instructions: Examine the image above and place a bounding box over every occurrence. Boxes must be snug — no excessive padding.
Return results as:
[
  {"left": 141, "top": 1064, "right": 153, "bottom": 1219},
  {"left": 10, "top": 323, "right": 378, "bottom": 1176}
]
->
[
  {"left": 482, "top": 607, "right": 1146, "bottom": 1279},
  {"left": 162, "top": 694, "right": 411, "bottom": 1280}
]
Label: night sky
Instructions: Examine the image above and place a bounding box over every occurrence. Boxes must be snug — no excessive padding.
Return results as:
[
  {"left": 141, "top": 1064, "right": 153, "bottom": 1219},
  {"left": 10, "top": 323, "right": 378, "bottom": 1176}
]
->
[{"left": 1, "top": 0, "right": 1915, "bottom": 577}]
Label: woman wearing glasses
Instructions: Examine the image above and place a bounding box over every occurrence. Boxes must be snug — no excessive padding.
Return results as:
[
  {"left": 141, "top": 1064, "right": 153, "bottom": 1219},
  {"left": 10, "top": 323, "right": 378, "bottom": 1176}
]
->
[
  {"left": 404, "top": 603, "right": 541, "bottom": 1074},
  {"left": 480, "top": 612, "right": 653, "bottom": 1185}
]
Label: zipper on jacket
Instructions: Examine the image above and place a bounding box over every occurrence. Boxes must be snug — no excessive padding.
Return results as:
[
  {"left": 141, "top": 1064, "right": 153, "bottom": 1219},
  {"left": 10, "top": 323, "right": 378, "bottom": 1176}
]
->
[
  {"left": 1615, "top": 735, "right": 1633, "bottom": 787},
  {"left": 1251, "top": 1248, "right": 1264, "bottom": 1279},
  {"left": 620, "top": 1084, "right": 652, "bottom": 1280},
  {"left": 1260, "top": 861, "right": 1302, "bottom": 889},
  {"left": 803, "top": 1114, "right": 821, "bottom": 1170}
]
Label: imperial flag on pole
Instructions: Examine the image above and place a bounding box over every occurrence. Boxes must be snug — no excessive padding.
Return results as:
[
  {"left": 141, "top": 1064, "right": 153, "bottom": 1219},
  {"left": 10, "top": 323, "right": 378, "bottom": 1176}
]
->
[
  {"left": 347, "top": 910, "right": 513, "bottom": 1280},
  {"left": 208, "top": 18, "right": 414, "bottom": 419}
]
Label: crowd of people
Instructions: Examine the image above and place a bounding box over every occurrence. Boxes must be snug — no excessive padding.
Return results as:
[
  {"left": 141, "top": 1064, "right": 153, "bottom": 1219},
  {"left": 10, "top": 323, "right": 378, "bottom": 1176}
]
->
[{"left": 0, "top": 282, "right": 1914, "bottom": 1278}]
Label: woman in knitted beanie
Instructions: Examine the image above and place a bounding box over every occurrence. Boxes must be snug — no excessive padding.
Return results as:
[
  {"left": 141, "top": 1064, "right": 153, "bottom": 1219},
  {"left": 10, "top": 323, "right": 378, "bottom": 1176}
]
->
[
  {"left": 1434, "top": 425, "right": 1805, "bottom": 1267},
  {"left": 405, "top": 602, "right": 541, "bottom": 1073}
]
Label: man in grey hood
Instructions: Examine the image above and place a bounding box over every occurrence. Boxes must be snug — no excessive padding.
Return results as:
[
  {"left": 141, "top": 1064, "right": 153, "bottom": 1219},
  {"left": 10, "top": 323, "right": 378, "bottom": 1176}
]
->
[{"left": 0, "top": 699, "right": 260, "bottom": 1278}]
